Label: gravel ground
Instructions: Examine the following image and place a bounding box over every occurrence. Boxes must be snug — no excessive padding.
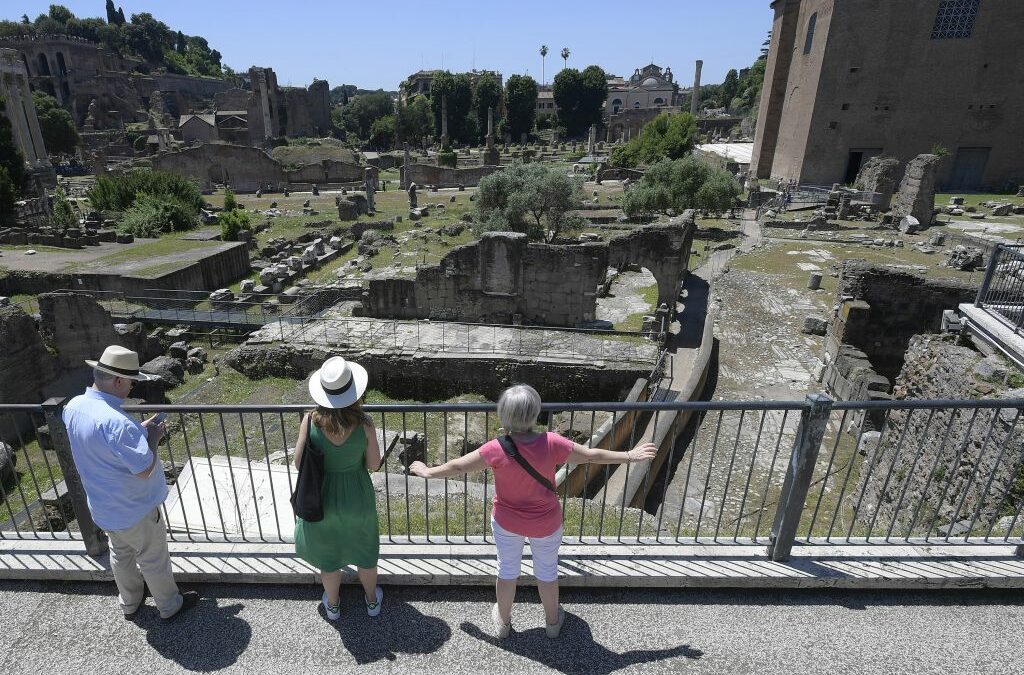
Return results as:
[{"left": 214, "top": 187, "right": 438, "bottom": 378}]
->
[{"left": 1, "top": 581, "right": 1022, "bottom": 674}]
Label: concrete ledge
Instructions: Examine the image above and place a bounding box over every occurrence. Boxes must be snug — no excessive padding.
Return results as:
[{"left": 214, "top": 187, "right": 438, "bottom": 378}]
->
[{"left": 2, "top": 539, "right": 1023, "bottom": 589}]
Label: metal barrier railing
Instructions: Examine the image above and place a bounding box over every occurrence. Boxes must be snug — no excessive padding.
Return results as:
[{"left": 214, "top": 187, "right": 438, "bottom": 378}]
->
[
  {"left": 2, "top": 397, "right": 1022, "bottom": 560},
  {"left": 975, "top": 244, "right": 1024, "bottom": 334}
]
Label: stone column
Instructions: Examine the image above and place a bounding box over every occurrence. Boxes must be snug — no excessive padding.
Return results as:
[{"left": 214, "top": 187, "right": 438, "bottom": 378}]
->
[
  {"left": 486, "top": 106, "right": 494, "bottom": 148},
  {"left": 690, "top": 59, "right": 703, "bottom": 117},
  {"left": 588, "top": 124, "right": 596, "bottom": 155},
  {"left": 402, "top": 142, "right": 411, "bottom": 189},
  {"left": 440, "top": 95, "right": 449, "bottom": 147}
]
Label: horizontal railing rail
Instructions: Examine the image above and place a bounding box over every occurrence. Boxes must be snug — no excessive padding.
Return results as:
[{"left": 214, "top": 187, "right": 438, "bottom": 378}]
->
[{"left": 2, "top": 397, "right": 1022, "bottom": 560}]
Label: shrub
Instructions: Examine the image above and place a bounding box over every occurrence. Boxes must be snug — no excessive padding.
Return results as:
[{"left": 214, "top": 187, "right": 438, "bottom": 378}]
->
[
  {"left": 474, "top": 162, "right": 582, "bottom": 242},
  {"left": 219, "top": 208, "right": 251, "bottom": 241},
  {"left": 88, "top": 169, "right": 203, "bottom": 213},
  {"left": 50, "top": 187, "right": 77, "bottom": 231},
  {"left": 437, "top": 147, "right": 458, "bottom": 168},
  {"left": 223, "top": 188, "right": 237, "bottom": 212},
  {"left": 622, "top": 156, "right": 740, "bottom": 219},
  {"left": 119, "top": 193, "right": 200, "bottom": 238},
  {"left": 609, "top": 112, "right": 698, "bottom": 168}
]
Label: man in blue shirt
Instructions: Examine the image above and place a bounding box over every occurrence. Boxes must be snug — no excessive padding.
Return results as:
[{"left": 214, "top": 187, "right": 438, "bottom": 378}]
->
[{"left": 64, "top": 345, "right": 198, "bottom": 621}]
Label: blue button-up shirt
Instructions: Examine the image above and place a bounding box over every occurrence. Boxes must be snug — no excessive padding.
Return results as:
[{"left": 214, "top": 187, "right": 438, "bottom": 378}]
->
[{"left": 63, "top": 388, "right": 167, "bottom": 531}]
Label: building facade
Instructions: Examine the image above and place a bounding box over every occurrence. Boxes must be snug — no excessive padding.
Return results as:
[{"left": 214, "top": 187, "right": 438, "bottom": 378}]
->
[
  {"left": 0, "top": 48, "right": 53, "bottom": 183},
  {"left": 751, "top": 0, "right": 1024, "bottom": 190}
]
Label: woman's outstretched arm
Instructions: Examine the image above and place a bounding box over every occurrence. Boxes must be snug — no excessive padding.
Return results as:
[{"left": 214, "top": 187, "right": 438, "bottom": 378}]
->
[
  {"left": 409, "top": 449, "right": 488, "bottom": 479},
  {"left": 567, "top": 440, "right": 657, "bottom": 465}
]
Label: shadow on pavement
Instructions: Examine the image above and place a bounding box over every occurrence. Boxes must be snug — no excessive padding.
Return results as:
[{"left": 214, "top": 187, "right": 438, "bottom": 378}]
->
[
  {"left": 140, "top": 597, "right": 251, "bottom": 672},
  {"left": 460, "top": 612, "right": 702, "bottom": 675},
  {"left": 321, "top": 592, "right": 452, "bottom": 664}
]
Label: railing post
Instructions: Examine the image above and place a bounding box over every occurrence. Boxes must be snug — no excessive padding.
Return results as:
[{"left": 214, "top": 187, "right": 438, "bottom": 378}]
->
[
  {"left": 766, "top": 394, "right": 832, "bottom": 562},
  {"left": 42, "top": 397, "right": 108, "bottom": 556},
  {"left": 975, "top": 244, "right": 1002, "bottom": 308}
]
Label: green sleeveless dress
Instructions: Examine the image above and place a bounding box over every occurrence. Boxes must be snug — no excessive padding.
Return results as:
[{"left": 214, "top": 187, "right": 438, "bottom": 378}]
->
[{"left": 294, "top": 424, "right": 379, "bottom": 570}]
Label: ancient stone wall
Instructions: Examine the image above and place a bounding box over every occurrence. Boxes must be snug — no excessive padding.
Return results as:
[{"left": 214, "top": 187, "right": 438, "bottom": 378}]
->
[
  {"left": 0, "top": 305, "right": 57, "bottom": 408},
  {"left": 854, "top": 335, "right": 1024, "bottom": 536},
  {"left": 363, "top": 222, "right": 693, "bottom": 327},
  {"left": 285, "top": 160, "right": 364, "bottom": 184},
  {"left": 404, "top": 164, "right": 503, "bottom": 188},
  {"left": 829, "top": 262, "right": 976, "bottom": 379},
  {"left": 891, "top": 154, "right": 944, "bottom": 225},
  {"left": 152, "top": 144, "right": 286, "bottom": 192},
  {"left": 854, "top": 156, "right": 901, "bottom": 211},
  {"left": 225, "top": 342, "right": 644, "bottom": 403}
]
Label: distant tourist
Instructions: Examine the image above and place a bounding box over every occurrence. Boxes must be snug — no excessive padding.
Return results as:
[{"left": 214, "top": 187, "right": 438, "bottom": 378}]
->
[
  {"left": 63, "top": 345, "right": 199, "bottom": 621},
  {"left": 293, "top": 357, "right": 383, "bottom": 620},
  {"left": 410, "top": 384, "right": 656, "bottom": 639}
]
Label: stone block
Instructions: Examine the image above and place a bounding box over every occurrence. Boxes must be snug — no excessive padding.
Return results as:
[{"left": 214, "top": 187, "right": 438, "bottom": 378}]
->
[
  {"left": 141, "top": 355, "right": 185, "bottom": 387},
  {"left": 168, "top": 341, "right": 190, "bottom": 360}
]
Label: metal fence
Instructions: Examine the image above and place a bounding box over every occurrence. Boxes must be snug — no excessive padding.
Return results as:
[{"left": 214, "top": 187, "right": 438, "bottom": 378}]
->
[
  {"left": 2, "top": 396, "right": 1022, "bottom": 560},
  {"left": 976, "top": 243, "right": 1024, "bottom": 334}
]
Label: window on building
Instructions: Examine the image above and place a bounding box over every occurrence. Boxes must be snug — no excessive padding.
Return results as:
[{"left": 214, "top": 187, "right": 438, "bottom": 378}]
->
[
  {"left": 803, "top": 13, "right": 817, "bottom": 54},
  {"left": 654, "top": 98, "right": 665, "bottom": 106},
  {"left": 634, "top": 101, "right": 641, "bottom": 109},
  {"left": 931, "top": 0, "right": 981, "bottom": 39}
]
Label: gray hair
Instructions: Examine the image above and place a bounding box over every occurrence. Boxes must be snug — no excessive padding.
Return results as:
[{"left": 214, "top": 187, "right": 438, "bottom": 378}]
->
[
  {"left": 497, "top": 384, "right": 541, "bottom": 433},
  {"left": 93, "top": 368, "right": 117, "bottom": 386}
]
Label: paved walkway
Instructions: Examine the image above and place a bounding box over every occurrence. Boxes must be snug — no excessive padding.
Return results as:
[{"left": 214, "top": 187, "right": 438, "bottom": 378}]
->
[{"left": 1, "top": 580, "right": 1021, "bottom": 674}]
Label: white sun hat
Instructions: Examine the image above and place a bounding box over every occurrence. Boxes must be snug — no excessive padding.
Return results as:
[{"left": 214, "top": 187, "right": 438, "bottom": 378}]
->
[
  {"left": 85, "top": 345, "right": 156, "bottom": 381},
  {"left": 308, "top": 356, "right": 368, "bottom": 409}
]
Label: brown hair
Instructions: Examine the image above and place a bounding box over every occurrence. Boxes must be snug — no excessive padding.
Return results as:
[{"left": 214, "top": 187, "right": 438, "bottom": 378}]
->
[{"left": 311, "top": 399, "right": 369, "bottom": 437}]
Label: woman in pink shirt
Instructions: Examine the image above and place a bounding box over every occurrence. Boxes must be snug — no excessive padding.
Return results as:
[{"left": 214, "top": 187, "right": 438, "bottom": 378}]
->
[{"left": 410, "top": 384, "right": 656, "bottom": 639}]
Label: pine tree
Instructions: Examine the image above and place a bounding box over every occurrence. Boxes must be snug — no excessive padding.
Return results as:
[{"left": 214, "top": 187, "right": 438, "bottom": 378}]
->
[{"left": 105, "top": 0, "right": 117, "bottom": 24}]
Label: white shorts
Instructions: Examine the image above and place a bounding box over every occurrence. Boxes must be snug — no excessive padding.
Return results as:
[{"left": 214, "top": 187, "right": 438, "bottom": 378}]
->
[{"left": 491, "top": 517, "right": 563, "bottom": 583}]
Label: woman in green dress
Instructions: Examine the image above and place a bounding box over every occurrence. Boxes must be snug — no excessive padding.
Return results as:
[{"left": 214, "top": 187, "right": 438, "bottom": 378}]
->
[{"left": 294, "top": 356, "right": 383, "bottom": 619}]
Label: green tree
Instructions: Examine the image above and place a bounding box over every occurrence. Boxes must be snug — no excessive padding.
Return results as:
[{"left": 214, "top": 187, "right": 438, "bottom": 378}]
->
[
  {"left": 504, "top": 74, "right": 537, "bottom": 142},
  {"left": 31, "top": 90, "right": 79, "bottom": 155},
  {"left": 222, "top": 188, "right": 237, "bottom": 212},
  {"left": 50, "top": 186, "right": 76, "bottom": 232},
  {"left": 117, "top": 8, "right": 126, "bottom": 25},
  {"left": 622, "top": 156, "right": 740, "bottom": 219},
  {"left": 560, "top": 47, "right": 570, "bottom": 68},
  {"left": 47, "top": 4, "right": 74, "bottom": 24},
  {"left": 0, "top": 167, "right": 17, "bottom": 226},
  {"left": 175, "top": 30, "right": 186, "bottom": 54},
  {"left": 119, "top": 192, "right": 200, "bottom": 238},
  {"left": 721, "top": 69, "right": 739, "bottom": 109},
  {"left": 396, "top": 95, "right": 433, "bottom": 145},
  {"left": 473, "top": 73, "right": 503, "bottom": 143},
  {"left": 368, "top": 114, "right": 396, "bottom": 150},
  {"left": 553, "top": 66, "right": 607, "bottom": 137},
  {"left": 105, "top": 0, "right": 118, "bottom": 24},
  {"left": 0, "top": 97, "right": 26, "bottom": 198},
  {"left": 219, "top": 208, "right": 251, "bottom": 241},
  {"left": 540, "top": 45, "right": 548, "bottom": 85},
  {"left": 123, "top": 13, "right": 173, "bottom": 64},
  {"left": 429, "top": 71, "right": 474, "bottom": 145},
  {"left": 340, "top": 92, "right": 395, "bottom": 140},
  {"left": 475, "top": 162, "right": 583, "bottom": 242},
  {"left": 609, "top": 112, "right": 697, "bottom": 168}
]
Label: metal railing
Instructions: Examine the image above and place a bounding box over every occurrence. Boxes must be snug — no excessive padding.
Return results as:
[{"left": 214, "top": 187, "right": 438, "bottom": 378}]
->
[
  {"left": 3, "top": 396, "right": 1022, "bottom": 560},
  {"left": 975, "top": 244, "right": 1024, "bottom": 334}
]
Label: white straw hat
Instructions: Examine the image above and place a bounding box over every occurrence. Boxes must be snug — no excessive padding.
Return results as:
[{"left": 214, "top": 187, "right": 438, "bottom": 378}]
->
[
  {"left": 85, "top": 345, "right": 156, "bottom": 382},
  {"left": 308, "top": 356, "right": 368, "bottom": 408}
]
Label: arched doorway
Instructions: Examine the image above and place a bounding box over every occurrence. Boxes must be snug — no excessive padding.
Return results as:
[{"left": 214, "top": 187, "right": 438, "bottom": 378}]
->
[{"left": 36, "top": 53, "right": 51, "bottom": 76}]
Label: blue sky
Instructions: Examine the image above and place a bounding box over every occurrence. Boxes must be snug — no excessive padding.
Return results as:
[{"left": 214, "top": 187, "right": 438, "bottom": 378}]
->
[{"left": 12, "top": 1, "right": 773, "bottom": 90}]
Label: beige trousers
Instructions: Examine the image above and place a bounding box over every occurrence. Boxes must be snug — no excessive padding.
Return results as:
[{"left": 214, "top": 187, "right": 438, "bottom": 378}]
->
[{"left": 106, "top": 508, "right": 182, "bottom": 618}]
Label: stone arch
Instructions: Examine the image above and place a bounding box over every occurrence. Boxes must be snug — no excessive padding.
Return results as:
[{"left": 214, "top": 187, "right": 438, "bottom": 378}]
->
[
  {"left": 20, "top": 53, "right": 30, "bottom": 76},
  {"left": 36, "top": 53, "right": 51, "bottom": 77},
  {"left": 654, "top": 97, "right": 665, "bottom": 106},
  {"left": 56, "top": 52, "right": 68, "bottom": 76},
  {"left": 607, "top": 218, "right": 695, "bottom": 319}
]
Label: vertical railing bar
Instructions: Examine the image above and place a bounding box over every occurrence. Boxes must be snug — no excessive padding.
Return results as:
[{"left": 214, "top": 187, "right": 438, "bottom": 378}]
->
[
  {"left": 237, "top": 413, "right": 267, "bottom": 543},
  {"left": 734, "top": 409, "right": 768, "bottom": 542},
  {"left": 483, "top": 410, "right": 491, "bottom": 543},
  {"left": 805, "top": 409, "right": 849, "bottom": 542},
  {"left": 177, "top": 411, "right": 209, "bottom": 541},
  {"left": 0, "top": 412, "right": 26, "bottom": 538},
  {"left": 402, "top": 412, "right": 411, "bottom": 543},
  {"left": 826, "top": 410, "right": 870, "bottom": 541},
  {"left": 865, "top": 408, "right": 917, "bottom": 541},
  {"left": 923, "top": 408, "right": 981, "bottom": 543},
  {"left": 676, "top": 408, "right": 704, "bottom": 542},
  {"left": 462, "top": 410, "right": 469, "bottom": 542},
  {"left": 845, "top": 408, "right": 895, "bottom": 542},
  {"left": 905, "top": 408, "right": 961, "bottom": 541},
  {"left": 217, "top": 412, "right": 248, "bottom": 543},
  {"left": 616, "top": 408, "right": 640, "bottom": 543},
  {"left": 945, "top": 408, "right": 1000, "bottom": 543},
  {"left": 695, "top": 410, "right": 725, "bottom": 541},
  {"left": 579, "top": 410, "right": 596, "bottom": 543},
  {"left": 157, "top": 412, "right": 190, "bottom": 543},
  {"left": 27, "top": 410, "right": 63, "bottom": 533},
  {"left": 422, "top": 410, "right": 430, "bottom": 542},
  {"left": 636, "top": 407, "right": 661, "bottom": 543},
  {"left": 197, "top": 414, "right": 229, "bottom": 541},
  {"left": 11, "top": 414, "right": 43, "bottom": 538},
  {"left": 278, "top": 412, "right": 295, "bottom": 497},
  {"left": 442, "top": 409, "right": 449, "bottom": 542},
  {"left": 714, "top": 409, "right": 745, "bottom": 543},
  {"left": 884, "top": 408, "right": 938, "bottom": 542},
  {"left": 596, "top": 410, "right": 616, "bottom": 544},
  {"left": 970, "top": 409, "right": 1021, "bottom": 542},
  {"left": 381, "top": 409, "right": 393, "bottom": 543},
  {"left": 753, "top": 409, "right": 791, "bottom": 541},
  {"left": 256, "top": 412, "right": 284, "bottom": 542},
  {"left": 561, "top": 410, "right": 572, "bottom": 530}
]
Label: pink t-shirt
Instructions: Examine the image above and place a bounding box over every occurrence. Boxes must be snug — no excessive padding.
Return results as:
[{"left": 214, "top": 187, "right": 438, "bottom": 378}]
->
[{"left": 479, "top": 432, "right": 575, "bottom": 538}]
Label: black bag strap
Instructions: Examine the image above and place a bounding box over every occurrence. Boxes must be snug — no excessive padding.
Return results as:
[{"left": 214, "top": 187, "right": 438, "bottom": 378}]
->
[{"left": 497, "top": 435, "right": 556, "bottom": 493}]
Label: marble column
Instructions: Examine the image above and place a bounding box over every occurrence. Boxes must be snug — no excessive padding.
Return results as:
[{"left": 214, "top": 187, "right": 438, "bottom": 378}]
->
[{"left": 690, "top": 60, "right": 703, "bottom": 117}]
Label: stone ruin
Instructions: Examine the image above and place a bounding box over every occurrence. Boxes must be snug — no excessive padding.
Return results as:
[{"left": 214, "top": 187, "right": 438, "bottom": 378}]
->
[
  {"left": 361, "top": 219, "right": 695, "bottom": 327},
  {"left": 854, "top": 156, "right": 901, "bottom": 211},
  {"left": 890, "top": 154, "right": 944, "bottom": 227}
]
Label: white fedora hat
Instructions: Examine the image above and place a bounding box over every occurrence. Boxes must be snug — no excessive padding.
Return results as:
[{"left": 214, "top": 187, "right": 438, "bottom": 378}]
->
[
  {"left": 308, "top": 356, "right": 368, "bottom": 409},
  {"left": 85, "top": 345, "right": 156, "bottom": 382}
]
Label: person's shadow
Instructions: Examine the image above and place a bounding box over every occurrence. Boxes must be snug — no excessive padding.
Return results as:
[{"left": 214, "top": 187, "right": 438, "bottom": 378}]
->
[
  {"left": 141, "top": 599, "right": 251, "bottom": 672},
  {"left": 322, "top": 595, "right": 452, "bottom": 664},
  {"left": 460, "top": 611, "right": 702, "bottom": 675}
]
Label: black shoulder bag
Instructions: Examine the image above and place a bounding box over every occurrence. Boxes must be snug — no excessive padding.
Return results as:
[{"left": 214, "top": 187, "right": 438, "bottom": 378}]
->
[
  {"left": 290, "top": 431, "right": 325, "bottom": 522},
  {"left": 496, "top": 435, "right": 556, "bottom": 493}
]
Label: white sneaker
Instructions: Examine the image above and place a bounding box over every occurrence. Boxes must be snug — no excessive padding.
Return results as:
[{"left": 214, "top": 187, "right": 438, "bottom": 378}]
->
[
  {"left": 322, "top": 592, "right": 341, "bottom": 621},
  {"left": 545, "top": 607, "right": 566, "bottom": 639},
  {"left": 366, "top": 586, "right": 383, "bottom": 617},
  {"left": 491, "top": 603, "right": 511, "bottom": 639}
]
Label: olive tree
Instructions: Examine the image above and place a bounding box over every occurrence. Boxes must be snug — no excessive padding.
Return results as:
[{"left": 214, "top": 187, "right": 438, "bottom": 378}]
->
[{"left": 475, "top": 162, "right": 583, "bottom": 243}]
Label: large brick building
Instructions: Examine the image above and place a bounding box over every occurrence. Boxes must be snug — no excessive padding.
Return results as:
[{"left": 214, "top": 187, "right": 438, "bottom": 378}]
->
[{"left": 751, "top": 0, "right": 1024, "bottom": 191}]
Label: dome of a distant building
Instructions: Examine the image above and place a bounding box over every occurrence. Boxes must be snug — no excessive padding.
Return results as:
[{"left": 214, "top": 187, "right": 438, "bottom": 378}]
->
[{"left": 642, "top": 77, "right": 660, "bottom": 86}]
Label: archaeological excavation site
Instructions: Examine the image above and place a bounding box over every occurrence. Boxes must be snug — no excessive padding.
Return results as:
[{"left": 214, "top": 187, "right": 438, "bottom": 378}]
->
[{"left": 1, "top": 0, "right": 1023, "bottom": 594}]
